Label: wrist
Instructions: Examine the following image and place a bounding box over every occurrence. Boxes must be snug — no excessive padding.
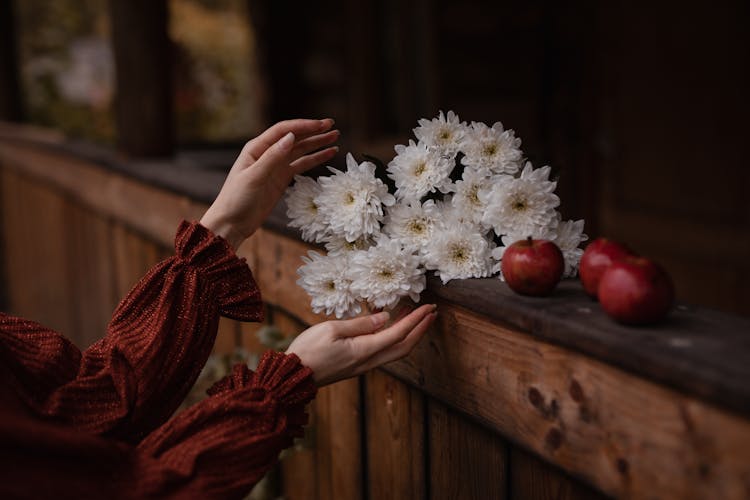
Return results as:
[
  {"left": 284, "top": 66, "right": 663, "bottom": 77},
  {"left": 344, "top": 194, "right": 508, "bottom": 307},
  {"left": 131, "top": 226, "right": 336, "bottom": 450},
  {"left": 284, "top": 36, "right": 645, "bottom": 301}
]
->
[{"left": 200, "top": 212, "right": 245, "bottom": 250}]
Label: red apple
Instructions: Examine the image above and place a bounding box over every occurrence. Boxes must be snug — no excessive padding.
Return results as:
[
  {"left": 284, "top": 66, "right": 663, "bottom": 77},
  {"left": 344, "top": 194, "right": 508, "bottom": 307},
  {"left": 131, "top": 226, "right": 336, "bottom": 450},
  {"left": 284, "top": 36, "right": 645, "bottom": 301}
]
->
[
  {"left": 598, "top": 256, "right": 674, "bottom": 325},
  {"left": 502, "top": 237, "right": 564, "bottom": 296},
  {"left": 579, "top": 238, "right": 634, "bottom": 298}
]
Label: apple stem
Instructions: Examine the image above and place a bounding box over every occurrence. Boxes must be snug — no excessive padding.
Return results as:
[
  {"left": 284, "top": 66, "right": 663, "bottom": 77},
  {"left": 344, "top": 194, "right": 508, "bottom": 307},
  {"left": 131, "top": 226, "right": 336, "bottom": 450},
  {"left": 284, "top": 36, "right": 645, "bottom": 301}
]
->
[{"left": 526, "top": 236, "right": 533, "bottom": 245}]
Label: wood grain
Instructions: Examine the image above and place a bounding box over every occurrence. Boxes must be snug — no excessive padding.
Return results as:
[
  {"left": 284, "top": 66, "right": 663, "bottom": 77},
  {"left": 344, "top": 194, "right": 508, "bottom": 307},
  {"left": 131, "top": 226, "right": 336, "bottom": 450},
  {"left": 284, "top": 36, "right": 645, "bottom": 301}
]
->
[
  {"left": 510, "top": 447, "right": 607, "bottom": 500},
  {"left": 429, "top": 399, "right": 508, "bottom": 500},
  {"left": 253, "top": 227, "right": 329, "bottom": 326},
  {"left": 0, "top": 141, "right": 207, "bottom": 248},
  {"left": 63, "top": 202, "right": 116, "bottom": 348},
  {"left": 110, "top": 222, "right": 164, "bottom": 302},
  {"left": 365, "top": 370, "right": 425, "bottom": 500},
  {"left": 314, "top": 377, "right": 363, "bottom": 500},
  {"left": 1, "top": 170, "right": 73, "bottom": 335},
  {"left": 426, "top": 276, "right": 750, "bottom": 417},
  {"left": 384, "top": 302, "right": 750, "bottom": 499}
]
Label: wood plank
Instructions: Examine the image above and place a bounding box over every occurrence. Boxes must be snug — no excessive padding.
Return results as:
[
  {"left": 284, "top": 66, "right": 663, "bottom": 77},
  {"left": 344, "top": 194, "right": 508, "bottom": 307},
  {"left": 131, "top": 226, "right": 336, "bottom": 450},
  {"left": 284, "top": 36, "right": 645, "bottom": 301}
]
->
[
  {"left": 110, "top": 222, "right": 164, "bottom": 307},
  {"left": 2, "top": 171, "right": 73, "bottom": 335},
  {"left": 313, "top": 382, "right": 334, "bottom": 500},
  {"left": 108, "top": 0, "right": 173, "bottom": 157},
  {"left": 315, "top": 377, "right": 363, "bottom": 500},
  {"left": 272, "top": 312, "right": 317, "bottom": 500},
  {"left": 510, "top": 447, "right": 607, "bottom": 500},
  {"left": 424, "top": 275, "right": 750, "bottom": 417},
  {"left": 365, "top": 369, "right": 425, "bottom": 500},
  {"left": 280, "top": 398, "right": 318, "bottom": 500},
  {"left": 253, "top": 227, "right": 329, "bottom": 326},
  {"left": 0, "top": 142, "right": 207, "bottom": 248},
  {"left": 213, "top": 317, "right": 239, "bottom": 356},
  {"left": 63, "top": 202, "right": 117, "bottom": 348},
  {"left": 429, "top": 399, "right": 508, "bottom": 500},
  {"left": 383, "top": 302, "right": 750, "bottom": 499}
]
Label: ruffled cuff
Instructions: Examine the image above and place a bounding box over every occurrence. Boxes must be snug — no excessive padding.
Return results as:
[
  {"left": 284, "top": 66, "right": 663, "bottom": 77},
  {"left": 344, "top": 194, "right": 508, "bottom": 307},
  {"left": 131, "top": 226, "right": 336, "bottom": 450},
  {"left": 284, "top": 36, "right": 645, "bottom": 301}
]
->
[
  {"left": 207, "top": 351, "right": 317, "bottom": 437},
  {"left": 174, "top": 220, "right": 264, "bottom": 321}
]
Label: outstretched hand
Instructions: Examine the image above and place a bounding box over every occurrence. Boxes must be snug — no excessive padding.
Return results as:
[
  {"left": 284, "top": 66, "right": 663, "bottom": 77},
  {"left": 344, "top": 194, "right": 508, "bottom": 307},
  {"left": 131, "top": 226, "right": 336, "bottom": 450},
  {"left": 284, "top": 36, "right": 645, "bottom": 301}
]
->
[
  {"left": 201, "top": 119, "right": 339, "bottom": 249},
  {"left": 286, "top": 304, "right": 437, "bottom": 386}
]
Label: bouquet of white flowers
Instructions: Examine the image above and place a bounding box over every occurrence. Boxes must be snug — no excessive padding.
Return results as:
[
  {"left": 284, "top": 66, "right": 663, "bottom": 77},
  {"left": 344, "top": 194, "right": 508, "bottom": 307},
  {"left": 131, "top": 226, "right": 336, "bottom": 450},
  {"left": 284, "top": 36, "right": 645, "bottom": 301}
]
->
[{"left": 285, "top": 110, "right": 587, "bottom": 318}]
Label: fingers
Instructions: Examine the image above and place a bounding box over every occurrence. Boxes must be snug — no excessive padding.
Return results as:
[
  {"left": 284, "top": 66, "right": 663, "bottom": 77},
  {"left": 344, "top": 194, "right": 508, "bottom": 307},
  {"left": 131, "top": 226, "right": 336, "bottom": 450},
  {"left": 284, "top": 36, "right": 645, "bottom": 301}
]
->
[
  {"left": 290, "top": 146, "right": 339, "bottom": 176},
  {"left": 359, "top": 311, "right": 436, "bottom": 372},
  {"left": 333, "top": 311, "right": 392, "bottom": 338},
  {"left": 290, "top": 129, "right": 340, "bottom": 161},
  {"left": 243, "top": 119, "right": 335, "bottom": 163},
  {"left": 353, "top": 304, "right": 436, "bottom": 357},
  {"left": 248, "top": 131, "right": 297, "bottom": 179}
]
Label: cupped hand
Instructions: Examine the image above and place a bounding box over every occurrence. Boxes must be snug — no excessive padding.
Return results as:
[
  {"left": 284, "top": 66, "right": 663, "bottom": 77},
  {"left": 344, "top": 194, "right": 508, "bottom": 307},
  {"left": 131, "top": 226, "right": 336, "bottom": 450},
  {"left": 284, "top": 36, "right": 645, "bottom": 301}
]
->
[
  {"left": 286, "top": 304, "right": 437, "bottom": 386},
  {"left": 201, "top": 119, "right": 339, "bottom": 249}
]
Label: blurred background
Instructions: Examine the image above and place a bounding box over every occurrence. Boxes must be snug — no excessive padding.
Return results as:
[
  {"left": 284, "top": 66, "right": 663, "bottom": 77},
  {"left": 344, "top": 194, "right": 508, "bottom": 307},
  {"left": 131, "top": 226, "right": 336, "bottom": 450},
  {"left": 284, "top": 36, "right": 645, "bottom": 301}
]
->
[
  {"left": 1, "top": 3, "right": 748, "bottom": 499},
  {"left": 0, "top": 0, "right": 748, "bottom": 318}
]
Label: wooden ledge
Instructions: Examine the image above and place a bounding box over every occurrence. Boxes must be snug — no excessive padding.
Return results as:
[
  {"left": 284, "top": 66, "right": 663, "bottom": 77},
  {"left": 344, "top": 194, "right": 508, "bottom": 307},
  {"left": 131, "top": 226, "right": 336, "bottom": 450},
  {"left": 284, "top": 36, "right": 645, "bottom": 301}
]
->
[{"left": 1, "top": 123, "right": 749, "bottom": 419}]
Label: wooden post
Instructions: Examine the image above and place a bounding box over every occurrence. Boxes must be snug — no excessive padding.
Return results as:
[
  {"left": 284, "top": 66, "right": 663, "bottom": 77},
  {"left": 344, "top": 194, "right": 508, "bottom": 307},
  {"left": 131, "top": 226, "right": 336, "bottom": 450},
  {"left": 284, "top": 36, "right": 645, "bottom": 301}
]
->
[
  {"left": 246, "top": 0, "right": 311, "bottom": 122},
  {"left": 109, "top": 0, "right": 173, "bottom": 157},
  {"left": 0, "top": 0, "right": 22, "bottom": 121}
]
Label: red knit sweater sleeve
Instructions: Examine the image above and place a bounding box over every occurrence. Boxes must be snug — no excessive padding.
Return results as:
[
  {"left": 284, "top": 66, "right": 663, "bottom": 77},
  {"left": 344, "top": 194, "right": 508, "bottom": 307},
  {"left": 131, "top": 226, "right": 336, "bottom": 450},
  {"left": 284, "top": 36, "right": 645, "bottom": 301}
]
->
[
  {"left": 0, "top": 351, "right": 317, "bottom": 499},
  {"left": 133, "top": 351, "right": 317, "bottom": 498},
  {"left": 0, "top": 220, "right": 264, "bottom": 442}
]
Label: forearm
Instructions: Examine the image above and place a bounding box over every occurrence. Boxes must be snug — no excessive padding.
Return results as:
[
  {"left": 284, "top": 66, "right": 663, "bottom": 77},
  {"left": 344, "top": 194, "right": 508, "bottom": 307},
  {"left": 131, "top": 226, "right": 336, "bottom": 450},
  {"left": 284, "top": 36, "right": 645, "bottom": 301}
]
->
[{"left": 1, "top": 221, "right": 264, "bottom": 442}]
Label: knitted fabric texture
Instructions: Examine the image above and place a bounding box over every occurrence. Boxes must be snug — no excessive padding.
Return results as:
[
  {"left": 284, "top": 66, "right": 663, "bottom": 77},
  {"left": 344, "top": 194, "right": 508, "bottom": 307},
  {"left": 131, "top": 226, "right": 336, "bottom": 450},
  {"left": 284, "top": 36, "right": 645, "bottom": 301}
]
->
[{"left": 0, "top": 221, "right": 317, "bottom": 499}]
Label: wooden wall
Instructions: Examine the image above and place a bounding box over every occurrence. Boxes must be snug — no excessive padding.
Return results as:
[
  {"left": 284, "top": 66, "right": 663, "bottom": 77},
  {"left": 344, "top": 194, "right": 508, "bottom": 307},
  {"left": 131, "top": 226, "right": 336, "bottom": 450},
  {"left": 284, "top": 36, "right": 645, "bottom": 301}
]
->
[{"left": 3, "top": 138, "right": 750, "bottom": 499}]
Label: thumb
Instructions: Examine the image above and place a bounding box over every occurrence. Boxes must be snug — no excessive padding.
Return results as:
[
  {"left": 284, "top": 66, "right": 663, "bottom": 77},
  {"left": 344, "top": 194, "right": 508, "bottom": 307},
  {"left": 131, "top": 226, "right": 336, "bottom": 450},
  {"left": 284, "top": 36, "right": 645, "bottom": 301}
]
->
[
  {"left": 252, "top": 131, "right": 296, "bottom": 178},
  {"left": 334, "top": 311, "right": 391, "bottom": 338}
]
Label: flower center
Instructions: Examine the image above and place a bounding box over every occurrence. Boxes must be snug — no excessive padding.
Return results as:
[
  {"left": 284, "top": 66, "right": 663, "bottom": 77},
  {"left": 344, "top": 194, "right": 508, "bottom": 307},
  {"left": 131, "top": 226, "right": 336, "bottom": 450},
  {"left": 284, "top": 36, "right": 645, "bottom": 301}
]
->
[
  {"left": 511, "top": 197, "right": 528, "bottom": 212},
  {"left": 309, "top": 200, "right": 318, "bottom": 213},
  {"left": 345, "top": 192, "right": 355, "bottom": 204},
  {"left": 413, "top": 161, "right": 427, "bottom": 177},
  {"left": 378, "top": 268, "right": 394, "bottom": 280},
  {"left": 408, "top": 219, "right": 426, "bottom": 234},
  {"left": 450, "top": 243, "right": 468, "bottom": 263},
  {"left": 439, "top": 129, "right": 452, "bottom": 142},
  {"left": 326, "top": 281, "right": 336, "bottom": 290},
  {"left": 483, "top": 143, "right": 498, "bottom": 157}
]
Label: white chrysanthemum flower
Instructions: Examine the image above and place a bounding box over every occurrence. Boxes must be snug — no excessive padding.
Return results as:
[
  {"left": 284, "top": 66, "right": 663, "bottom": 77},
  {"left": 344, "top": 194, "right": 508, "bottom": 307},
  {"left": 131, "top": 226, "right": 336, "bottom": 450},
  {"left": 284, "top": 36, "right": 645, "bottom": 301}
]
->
[
  {"left": 413, "top": 110, "right": 466, "bottom": 158},
  {"left": 432, "top": 195, "right": 479, "bottom": 231},
  {"left": 349, "top": 238, "right": 426, "bottom": 310},
  {"left": 490, "top": 227, "right": 557, "bottom": 277},
  {"left": 460, "top": 121, "right": 522, "bottom": 175},
  {"left": 482, "top": 162, "right": 560, "bottom": 238},
  {"left": 387, "top": 140, "right": 454, "bottom": 201},
  {"left": 449, "top": 168, "right": 496, "bottom": 228},
  {"left": 316, "top": 153, "right": 395, "bottom": 242},
  {"left": 383, "top": 199, "right": 440, "bottom": 254},
  {"left": 323, "top": 234, "right": 374, "bottom": 257},
  {"left": 297, "top": 251, "right": 361, "bottom": 318},
  {"left": 423, "top": 224, "right": 494, "bottom": 284},
  {"left": 553, "top": 219, "right": 588, "bottom": 278},
  {"left": 285, "top": 175, "right": 330, "bottom": 242}
]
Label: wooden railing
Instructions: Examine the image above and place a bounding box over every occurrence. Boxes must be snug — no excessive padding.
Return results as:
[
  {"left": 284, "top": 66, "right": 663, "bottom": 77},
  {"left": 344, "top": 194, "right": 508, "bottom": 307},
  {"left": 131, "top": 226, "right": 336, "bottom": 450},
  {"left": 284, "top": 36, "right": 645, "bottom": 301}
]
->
[{"left": 2, "top": 124, "right": 749, "bottom": 499}]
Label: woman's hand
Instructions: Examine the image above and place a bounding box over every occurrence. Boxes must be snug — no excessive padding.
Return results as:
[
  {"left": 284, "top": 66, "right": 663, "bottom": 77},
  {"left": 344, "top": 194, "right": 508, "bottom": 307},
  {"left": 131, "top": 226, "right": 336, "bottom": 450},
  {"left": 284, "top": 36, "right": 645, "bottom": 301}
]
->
[
  {"left": 286, "top": 304, "right": 437, "bottom": 386},
  {"left": 201, "top": 119, "right": 339, "bottom": 249}
]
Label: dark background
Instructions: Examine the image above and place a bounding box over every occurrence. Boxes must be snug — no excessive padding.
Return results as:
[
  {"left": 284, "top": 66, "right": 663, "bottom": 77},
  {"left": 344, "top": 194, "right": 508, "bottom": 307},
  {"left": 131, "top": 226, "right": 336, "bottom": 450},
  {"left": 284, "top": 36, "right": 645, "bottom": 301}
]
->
[{"left": 1, "top": 0, "right": 748, "bottom": 316}]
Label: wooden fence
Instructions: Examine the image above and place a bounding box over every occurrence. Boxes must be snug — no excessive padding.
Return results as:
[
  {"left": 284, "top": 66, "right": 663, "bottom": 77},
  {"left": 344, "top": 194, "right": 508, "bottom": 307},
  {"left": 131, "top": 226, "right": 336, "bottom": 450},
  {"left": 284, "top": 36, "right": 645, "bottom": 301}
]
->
[{"left": 2, "top": 126, "right": 749, "bottom": 499}]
